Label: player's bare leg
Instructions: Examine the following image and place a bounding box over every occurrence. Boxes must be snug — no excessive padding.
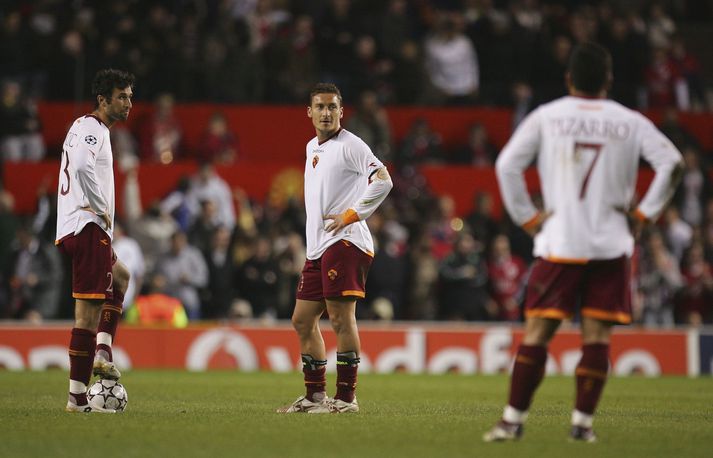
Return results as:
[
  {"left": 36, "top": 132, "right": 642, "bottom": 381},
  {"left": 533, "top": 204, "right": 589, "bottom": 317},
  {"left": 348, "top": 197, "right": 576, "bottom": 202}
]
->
[
  {"left": 484, "top": 317, "right": 560, "bottom": 441},
  {"left": 324, "top": 297, "right": 360, "bottom": 413},
  {"left": 569, "top": 317, "right": 613, "bottom": 442},
  {"left": 94, "top": 260, "right": 130, "bottom": 380},
  {"left": 277, "top": 299, "right": 328, "bottom": 413}
]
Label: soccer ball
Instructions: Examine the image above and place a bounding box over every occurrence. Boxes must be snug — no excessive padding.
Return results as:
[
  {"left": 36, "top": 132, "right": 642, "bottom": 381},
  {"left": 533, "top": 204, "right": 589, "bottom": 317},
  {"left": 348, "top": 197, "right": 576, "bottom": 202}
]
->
[{"left": 88, "top": 379, "right": 128, "bottom": 412}]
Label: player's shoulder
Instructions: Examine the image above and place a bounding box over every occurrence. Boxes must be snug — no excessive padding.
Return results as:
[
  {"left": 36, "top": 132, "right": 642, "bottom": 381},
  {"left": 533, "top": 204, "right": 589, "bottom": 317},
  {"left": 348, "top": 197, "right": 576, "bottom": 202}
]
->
[
  {"left": 338, "top": 129, "right": 371, "bottom": 152},
  {"left": 73, "top": 115, "right": 108, "bottom": 137}
]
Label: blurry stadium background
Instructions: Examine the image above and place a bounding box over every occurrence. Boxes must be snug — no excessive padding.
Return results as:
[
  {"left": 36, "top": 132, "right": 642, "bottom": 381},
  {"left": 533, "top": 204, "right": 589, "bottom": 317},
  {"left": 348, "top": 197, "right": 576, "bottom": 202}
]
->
[{"left": 1, "top": 0, "right": 713, "bottom": 378}]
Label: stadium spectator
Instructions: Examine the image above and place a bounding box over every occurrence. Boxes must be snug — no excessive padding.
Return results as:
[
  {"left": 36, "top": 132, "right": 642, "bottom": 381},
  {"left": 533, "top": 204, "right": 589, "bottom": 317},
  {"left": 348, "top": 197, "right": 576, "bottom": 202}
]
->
[
  {"left": 138, "top": 93, "right": 182, "bottom": 164},
  {"left": 197, "top": 112, "right": 239, "bottom": 164},
  {"left": 423, "top": 12, "right": 479, "bottom": 105},
  {"left": 676, "top": 242, "right": 713, "bottom": 325},
  {"left": 659, "top": 107, "right": 701, "bottom": 150},
  {"left": 663, "top": 206, "right": 693, "bottom": 261},
  {"left": 465, "top": 191, "right": 499, "bottom": 250},
  {"left": 397, "top": 118, "right": 444, "bottom": 165},
  {"left": 201, "top": 226, "right": 238, "bottom": 320},
  {"left": 636, "top": 229, "right": 682, "bottom": 326},
  {"left": 428, "top": 195, "right": 459, "bottom": 261},
  {"left": 126, "top": 273, "right": 188, "bottom": 328},
  {"left": 0, "top": 191, "right": 20, "bottom": 282},
  {"left": 669, "top": 35, "right": 706, "bottom": 110},
  {"left": 438, "top": 231, "right": 491, "bottom": 321},
  {"left": 532, "top": 35, "right": 571, "bottom": 103},
  {"left": 451, "top": 122, "right": 496, "bottom": 166},
  {"left": 0, "top": 80, "right": 45, "bottom": 162},
  {"left": 487, "top": 234, "right": 527, "bottom": 322},
  {"left": 188, "top": 200, "right": 220, "bottom": 255},
  {"left": 645, "top": 46, "right": 687, "bottom": 109},
  {"left": 346, "top": 90, "right": 393, "bottom": 162},
  {"left": 0, "top": 10, "right": 27, "bottom": 82},
  {"left": 391, "top": 40, "right": 427, "bottom": 105},
  {"left": 278, "top": 15, "right": 318, "bottom": 103},
  {"left": 674, "top": 147, "right": 711, "bottom": 227},
  {"left": 408, "top": 232, "right": 439, "bottom": 320},
  {"left": 156, "top": 231, "right": 209, "bottom": 320},
  {"left": 112, "top": 223, "right": 145, "bottom": 310},
  {"left": 364, "top": 208, "right": 409, "bottom": 320},
  {"left": 186, "top": 162, "right": 236, "bottom": 232},
  {"left": 237, "top": 235, "right": 280, "bottom": 319},
  {"left": 601, "top": 15, "right": 648, "bottom": 108},
  {"left": 2, "top": 222, "right": 62, "bottom": 321},
  {"left": 273, "top": 231, "right": 306, "bottom": 319},
  {"left": 132, "top": 202, "right": 179, "bottom": 272},
  {"left": 511, "top": 81, "right": 535, "bottom": 128}
]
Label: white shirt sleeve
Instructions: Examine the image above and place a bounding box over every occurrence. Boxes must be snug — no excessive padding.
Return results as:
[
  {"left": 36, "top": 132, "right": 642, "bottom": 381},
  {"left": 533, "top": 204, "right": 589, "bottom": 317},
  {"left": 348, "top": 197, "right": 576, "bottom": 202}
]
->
[
  {"left": 74, "top": 132, "right": 110, "bottom": 216},
  {"left": 495, "top": 108, "right": 541, "bottom": 226},
  {"left": 636, "top": 115, "right": 684, "bottom": 220},
  {"left": 346, "top": 139, "right": 391, "bottom": 221}
]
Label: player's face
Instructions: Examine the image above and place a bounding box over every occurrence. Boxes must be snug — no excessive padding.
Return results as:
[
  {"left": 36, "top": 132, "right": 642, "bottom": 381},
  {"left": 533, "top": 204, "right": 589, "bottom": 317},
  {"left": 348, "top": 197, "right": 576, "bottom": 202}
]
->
[
  {"left": 103, "top": 86, "right": 133, "bottom": 122},
  {"left": 307, "top": 93, "right": 342, "bottom": 134}
]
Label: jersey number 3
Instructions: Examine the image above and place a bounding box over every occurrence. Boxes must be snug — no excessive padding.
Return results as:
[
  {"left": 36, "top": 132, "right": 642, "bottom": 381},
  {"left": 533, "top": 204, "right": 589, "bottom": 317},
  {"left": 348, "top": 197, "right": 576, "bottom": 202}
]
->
[
  {"left": 60, "top": 149, "right": 71, "bottom": 195},
  {"left": 575, "top": 142, "right": 603, "bottom": 199}
]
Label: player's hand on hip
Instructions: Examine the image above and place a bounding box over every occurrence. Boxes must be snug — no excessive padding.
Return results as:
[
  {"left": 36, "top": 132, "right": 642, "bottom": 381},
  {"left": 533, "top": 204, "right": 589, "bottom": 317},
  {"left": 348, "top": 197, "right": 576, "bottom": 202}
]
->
[
  {"left": 100, "top": 213, "right": 112, "bottom": 231},
  {"left": 522, "top": 211, "right": 551, "bottom": 237},
  {"left": 323, "top": 209, "right": 359, "bottom": 236}
]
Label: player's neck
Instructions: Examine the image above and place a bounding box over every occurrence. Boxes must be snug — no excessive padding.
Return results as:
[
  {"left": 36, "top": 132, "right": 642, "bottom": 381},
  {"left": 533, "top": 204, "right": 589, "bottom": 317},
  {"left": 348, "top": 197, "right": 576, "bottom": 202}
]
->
[
  {"left": 92, "top": 110, "right": 115, "bottom": 129},
  {"left": 569, "top": 88, "right": 606, "bottom": 99},
  {"left": 316, "top": 126, "right": 341, "bottom": 143}
]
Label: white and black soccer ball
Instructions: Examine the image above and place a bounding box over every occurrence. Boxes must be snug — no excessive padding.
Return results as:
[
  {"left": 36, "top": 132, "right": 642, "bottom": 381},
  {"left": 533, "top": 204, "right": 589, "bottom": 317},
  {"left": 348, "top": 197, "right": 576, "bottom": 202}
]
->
[{"left": 88, "top": 379, "right": 128, "bottom": 412}]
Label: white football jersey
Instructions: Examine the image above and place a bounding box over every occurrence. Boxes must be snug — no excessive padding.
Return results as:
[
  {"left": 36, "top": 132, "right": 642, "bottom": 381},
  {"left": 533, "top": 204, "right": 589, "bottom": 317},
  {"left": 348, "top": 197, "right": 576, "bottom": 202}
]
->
[
  {"left": 304, "top": 129, "right": 384, "bottom": 260},
  {"left": 496, "top": 96, "right": 683, "bottom": 261},
  {"left": 56, "top": 115, "right": 115, "bottom": 242}
]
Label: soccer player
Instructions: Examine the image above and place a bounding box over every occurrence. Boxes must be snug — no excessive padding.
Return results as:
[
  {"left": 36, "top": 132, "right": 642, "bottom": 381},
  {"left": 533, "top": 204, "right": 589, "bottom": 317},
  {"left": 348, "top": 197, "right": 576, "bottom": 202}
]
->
[
  {"left": 484, "top": 43, "right": 684, "bottom": 442},
  {"left": 56, "top": 69, "right": 135, "bottom": 413},
  {"left": 277, "top": 83, "right": 393, "bottom": 413}
]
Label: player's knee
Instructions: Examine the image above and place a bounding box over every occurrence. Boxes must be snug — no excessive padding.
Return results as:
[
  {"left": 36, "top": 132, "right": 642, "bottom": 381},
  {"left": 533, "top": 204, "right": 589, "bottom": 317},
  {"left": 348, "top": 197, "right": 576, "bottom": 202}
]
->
[
  {"left": 114, "top": 264, "right": 130, "bottom": 293},
  {"left": 291, "top": 314, "right": 314, "bottom": 337},
  {"left": 328, "top": 312, "right": 353, "bottom": 336}
]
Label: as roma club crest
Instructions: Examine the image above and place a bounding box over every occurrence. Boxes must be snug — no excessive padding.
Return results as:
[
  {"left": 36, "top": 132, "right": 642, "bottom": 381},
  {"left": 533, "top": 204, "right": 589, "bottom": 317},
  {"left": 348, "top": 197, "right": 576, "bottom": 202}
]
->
[
  {"left": 327, "top": 269, "right": 338, "bottom": 281},
  {"left": 312, "top": 155, "right": 319, "bottom": 168}
]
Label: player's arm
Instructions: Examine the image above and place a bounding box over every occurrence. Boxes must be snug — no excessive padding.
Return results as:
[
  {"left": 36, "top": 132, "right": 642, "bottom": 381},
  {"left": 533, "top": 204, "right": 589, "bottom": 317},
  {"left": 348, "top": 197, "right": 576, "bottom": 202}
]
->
[
  {"left": 73, "top": 135, "right": 111, "bottom": 229},
  {"left": 495, "top": 109, "right": 545, "bottom": 236},
  {"left": 324, "top": 166, "right": 393, "bottom": 235},
  {"left": 633, "top": 117, "right": 685, "bottom": 225}
]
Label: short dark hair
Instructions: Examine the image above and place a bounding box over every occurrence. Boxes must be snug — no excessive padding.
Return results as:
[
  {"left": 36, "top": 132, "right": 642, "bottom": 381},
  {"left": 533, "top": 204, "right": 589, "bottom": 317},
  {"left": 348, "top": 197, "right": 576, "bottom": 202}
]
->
[
  {"left": 92, "top": 69, "right": 135, "bottom": 107},
  {"left": 309, "top": 83, "right": 342, "bottom": 105},
  {"left": 568, "top": 42, "right": 611, "bottom": 95}
]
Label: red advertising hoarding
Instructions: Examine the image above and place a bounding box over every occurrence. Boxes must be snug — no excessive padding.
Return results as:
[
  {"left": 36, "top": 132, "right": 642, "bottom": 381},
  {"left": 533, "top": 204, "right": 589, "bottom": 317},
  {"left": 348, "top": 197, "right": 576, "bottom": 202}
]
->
[{"left": 0, "top": 323, "right": 692, "bottom": 376}]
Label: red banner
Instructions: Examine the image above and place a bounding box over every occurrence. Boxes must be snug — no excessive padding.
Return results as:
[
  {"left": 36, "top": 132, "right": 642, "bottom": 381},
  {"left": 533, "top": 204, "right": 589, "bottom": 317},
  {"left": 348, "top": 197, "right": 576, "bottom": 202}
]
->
[{"left": 0, "top": 323, "right": 691, "bottom": 376}]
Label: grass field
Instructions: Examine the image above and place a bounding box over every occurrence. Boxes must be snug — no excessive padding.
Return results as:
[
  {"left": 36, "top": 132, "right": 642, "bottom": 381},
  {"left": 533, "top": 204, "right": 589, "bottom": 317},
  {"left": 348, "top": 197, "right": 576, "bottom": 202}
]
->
[{"left": 0, "top": 371, "right": 711, "bottom": 458}]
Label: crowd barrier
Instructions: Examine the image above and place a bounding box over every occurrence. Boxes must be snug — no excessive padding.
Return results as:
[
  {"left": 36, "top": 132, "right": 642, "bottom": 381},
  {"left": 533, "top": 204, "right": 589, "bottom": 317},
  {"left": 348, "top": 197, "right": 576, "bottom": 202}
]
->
[{"left": 1, "top": 322, "right": 710, "bottom": 376}]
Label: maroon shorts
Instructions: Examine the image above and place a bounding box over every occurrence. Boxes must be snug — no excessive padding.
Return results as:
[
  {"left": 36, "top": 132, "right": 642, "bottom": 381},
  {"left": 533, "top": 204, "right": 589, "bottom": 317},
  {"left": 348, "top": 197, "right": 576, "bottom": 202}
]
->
[
  {"left": 56, "top": 223, "right": 115, "bottom": 301},
  {"left": 296, "top": 240, "right": 373, "bottom": 301},
  {"left": 524, "top": 256, "right": 632, "bottom": 324}
]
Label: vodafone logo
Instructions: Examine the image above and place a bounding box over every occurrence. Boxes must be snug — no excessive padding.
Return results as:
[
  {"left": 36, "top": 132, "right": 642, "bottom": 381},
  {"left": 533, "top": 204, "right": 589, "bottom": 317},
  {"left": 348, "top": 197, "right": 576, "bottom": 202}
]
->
[{"left": 186, "top": 329, "right": 259, "bottom": 371}]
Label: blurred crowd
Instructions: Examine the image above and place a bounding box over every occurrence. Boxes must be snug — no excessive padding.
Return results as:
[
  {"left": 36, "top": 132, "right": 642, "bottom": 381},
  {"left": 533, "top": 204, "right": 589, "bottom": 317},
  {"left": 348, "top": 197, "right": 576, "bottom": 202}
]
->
[
  {"left": 0, "top": 0, "right": 712, "bottom": 111},
  {"left": 0, "top": 0, "right": 712, "bottom": 326},
  {"left": 1, "top": 101, "right": 711, "bottom": 327}
]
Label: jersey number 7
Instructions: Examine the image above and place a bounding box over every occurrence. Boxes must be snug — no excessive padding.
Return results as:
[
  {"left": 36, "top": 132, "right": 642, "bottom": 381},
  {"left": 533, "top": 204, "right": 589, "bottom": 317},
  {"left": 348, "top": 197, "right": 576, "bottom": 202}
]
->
[{"left": 575, "top": 142, "right": 603, "bottom": 199}]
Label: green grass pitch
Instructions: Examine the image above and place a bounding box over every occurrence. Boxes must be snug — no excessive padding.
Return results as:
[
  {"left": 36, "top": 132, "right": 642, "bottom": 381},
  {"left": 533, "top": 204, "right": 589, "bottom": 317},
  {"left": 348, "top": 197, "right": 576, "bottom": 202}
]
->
[{"left": 0, "top": 371, "right": 711, "bottom": 458}]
